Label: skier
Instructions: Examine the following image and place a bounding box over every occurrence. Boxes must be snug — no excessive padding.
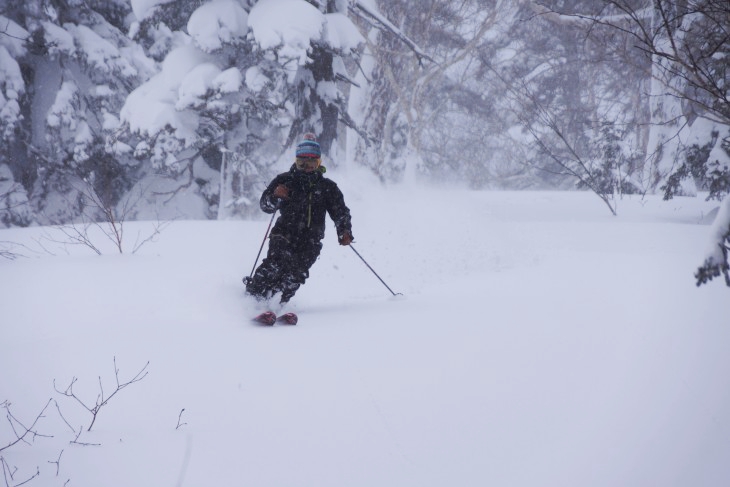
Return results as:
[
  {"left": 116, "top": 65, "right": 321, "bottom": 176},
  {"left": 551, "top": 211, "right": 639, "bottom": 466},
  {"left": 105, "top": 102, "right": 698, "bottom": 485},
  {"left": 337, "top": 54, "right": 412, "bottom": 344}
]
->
[{"left": 244, "top": 135, "right": 354, "bottom": 311}]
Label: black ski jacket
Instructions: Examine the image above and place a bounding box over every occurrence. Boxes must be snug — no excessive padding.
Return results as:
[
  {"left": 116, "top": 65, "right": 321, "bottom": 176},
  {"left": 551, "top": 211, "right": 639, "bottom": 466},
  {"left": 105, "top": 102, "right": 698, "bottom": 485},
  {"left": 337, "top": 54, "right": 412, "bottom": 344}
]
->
[{"left": 260, "top": 165, "right": 352, "bottom": 245}]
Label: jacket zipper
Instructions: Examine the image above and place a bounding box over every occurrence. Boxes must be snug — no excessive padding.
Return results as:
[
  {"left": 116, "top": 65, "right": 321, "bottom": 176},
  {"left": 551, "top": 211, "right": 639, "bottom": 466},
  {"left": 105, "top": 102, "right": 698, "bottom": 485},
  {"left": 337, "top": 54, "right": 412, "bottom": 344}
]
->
[{"left": 307, "top": 192, "right": 312, "bottom": 228}]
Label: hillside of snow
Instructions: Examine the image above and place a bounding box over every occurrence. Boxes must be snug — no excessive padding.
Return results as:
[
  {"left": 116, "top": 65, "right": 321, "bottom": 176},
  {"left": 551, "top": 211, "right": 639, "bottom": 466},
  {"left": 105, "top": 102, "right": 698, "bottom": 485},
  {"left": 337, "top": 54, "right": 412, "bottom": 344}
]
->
[{"left": 1, "top": 182, "right": 729, "bottom": 487}]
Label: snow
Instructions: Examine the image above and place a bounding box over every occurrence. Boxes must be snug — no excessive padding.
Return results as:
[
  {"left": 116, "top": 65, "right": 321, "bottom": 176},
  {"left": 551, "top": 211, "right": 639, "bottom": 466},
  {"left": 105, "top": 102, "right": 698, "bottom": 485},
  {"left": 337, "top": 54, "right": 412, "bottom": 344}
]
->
[
  {"left": 0, "top": 164, "right": 32, "bottom": 226},
  {"left": 245, "top": 65, "right": 269, "bottom": 92},
  {"left": 130, "top": 0, "right": 177, "bottom": 21},
  {"left": 102, "top": 110, "right": 120, "bottom": 130},
  {"left": 2, "top": 183, "right": 729, "bottom": 487},
  {"left": 159, "top": 45, "right": 211, "bottom": 89},
  {"left": 0, "top": 47, "right": 24, "bottom": 135},
  {"left": 188, "top": 0, "right": 249, "bottom": 53},
  {"left": 65, "top": 24, "right": 138, "bottom": 78},
  {"left": 122, "top": 0, "right": 364, "bottom": 149},
  {"left": 40, "top": 21, "right": 76, "bottom": 57},
  {"left": 316, "top": 80, "right": 338, "bottom": 102},
  {"left": 249, "top": 0, "right": 325, "bottom": 62},
  {"left": 213, "top": 67, "right": 244, "bottom": 93},
  {"left": 121, "top": 46, "right": 211, "bottom": 144},
  {"left": 176, "top": 63, "right": 223, "bottom": 109},
  {"left": 46, "top": 81, "right": 78, "bottom": 129},
  {"left": 72, "top": 120, "right": 92, "bottom": 162},
  {"left": 123, "top": 23, "right": 266, "bottom": 146},
  {"left": 323, "top": 12, "right": 365, "bottom": 51},
  {"left": 706, "top": 122, "right": 730, "bottom": 173},
  {"left": 0, "top": 15, "right": 29, "bottom": 57},
  {"left": 173, "top": 63, "right": 243, "bottom": 109},
  {"left": 0, "top": 47, "right": 23, "bottom": 97},
  {"left": 703, "top": 193, "right": 730, "bottom": 266}
]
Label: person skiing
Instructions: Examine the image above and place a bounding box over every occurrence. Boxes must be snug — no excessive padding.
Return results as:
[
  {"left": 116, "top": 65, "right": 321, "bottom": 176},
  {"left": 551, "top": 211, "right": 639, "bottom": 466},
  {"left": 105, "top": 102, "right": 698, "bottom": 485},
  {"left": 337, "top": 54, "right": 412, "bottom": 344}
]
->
[{"left": 243, "top": 135, "right": 353, "bottom": 308}]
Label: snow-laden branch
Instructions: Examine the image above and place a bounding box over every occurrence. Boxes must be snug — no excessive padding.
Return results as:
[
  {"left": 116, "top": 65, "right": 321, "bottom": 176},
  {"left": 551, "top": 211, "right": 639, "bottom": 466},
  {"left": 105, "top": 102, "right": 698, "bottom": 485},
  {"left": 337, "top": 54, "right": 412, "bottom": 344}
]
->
[
  {"left": 529, "top": 2, "right": 654, "bottom": 28},
  {"left": 295, "top": 0, "right": 435, "bottom": 64},
  {"left": 349, "top": 1, "right": 436, "bottom": 66},
  {"left": 531, "top": 1, "right": 730, "bottom": 126}
]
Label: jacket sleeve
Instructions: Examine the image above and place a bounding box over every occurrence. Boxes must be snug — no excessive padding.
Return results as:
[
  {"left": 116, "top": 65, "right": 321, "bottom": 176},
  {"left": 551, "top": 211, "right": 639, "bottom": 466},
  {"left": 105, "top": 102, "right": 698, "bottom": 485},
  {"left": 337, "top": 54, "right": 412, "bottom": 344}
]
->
[
  {"left": 326, "top": 181, "right": 353, "bottom": 239},
  {"left": 259, "top": 175, "right": 285, "bottom": 214}
]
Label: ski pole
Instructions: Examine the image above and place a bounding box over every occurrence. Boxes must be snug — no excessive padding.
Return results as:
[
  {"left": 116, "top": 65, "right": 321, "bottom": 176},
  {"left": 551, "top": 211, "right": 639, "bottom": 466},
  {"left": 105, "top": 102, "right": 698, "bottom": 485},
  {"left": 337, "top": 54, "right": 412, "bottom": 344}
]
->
[
  {"left": 349, "top": 244, "right": 402, "bottom": 296},
  {"left": 249, "top": 209, "right": 277, "bottom": 278}
]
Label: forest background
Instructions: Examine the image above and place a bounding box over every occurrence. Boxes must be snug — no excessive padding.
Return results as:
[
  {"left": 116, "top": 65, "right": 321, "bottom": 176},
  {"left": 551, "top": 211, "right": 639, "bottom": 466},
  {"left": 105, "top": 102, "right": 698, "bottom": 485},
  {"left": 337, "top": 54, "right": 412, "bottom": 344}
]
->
[{"left": 0, "top": 0, "right": 729, "bottom": 281}]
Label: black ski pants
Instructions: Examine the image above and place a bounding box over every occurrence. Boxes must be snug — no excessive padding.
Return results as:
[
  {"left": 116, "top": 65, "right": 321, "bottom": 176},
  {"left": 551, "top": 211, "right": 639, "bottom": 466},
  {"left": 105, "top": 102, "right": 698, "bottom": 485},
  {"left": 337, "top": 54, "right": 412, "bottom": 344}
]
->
[{"left": 245, "top": 234, "right": 322, "bottom": 303}]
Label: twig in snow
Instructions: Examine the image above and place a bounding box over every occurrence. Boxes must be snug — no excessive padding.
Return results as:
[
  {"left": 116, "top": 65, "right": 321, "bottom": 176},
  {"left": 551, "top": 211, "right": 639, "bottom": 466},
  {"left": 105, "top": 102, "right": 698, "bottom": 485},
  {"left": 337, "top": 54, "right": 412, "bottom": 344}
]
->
[
  {"left": 0, "top": 399, "right": 53, "bottom": 453},
  {"left": 176, "top": 409, "right": 187, "bottom": 430},
  {"left": 13, "top": 467, "right": 39, "bottom": 487},
  {"left": 0, "top": 456, "right": 16, "bottom": 486},
  {"left": 69, "top": 429, "right": 100, "bottom": 447},
  {"left": 54, "top": 357, "right": 149, "bottom": 432},
  {"left": 48, "top": 450, "right": 63, "bottom": 476},
  {"left": 53, "top": 401, "right": 77, "bottom": 434}
]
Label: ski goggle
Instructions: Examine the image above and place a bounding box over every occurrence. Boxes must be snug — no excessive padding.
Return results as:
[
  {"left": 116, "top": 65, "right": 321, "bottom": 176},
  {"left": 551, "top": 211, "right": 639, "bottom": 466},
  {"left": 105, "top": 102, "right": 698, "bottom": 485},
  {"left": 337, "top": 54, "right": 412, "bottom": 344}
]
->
[{"left": 295, "top": 157, "right": 321, "bottom": 171}]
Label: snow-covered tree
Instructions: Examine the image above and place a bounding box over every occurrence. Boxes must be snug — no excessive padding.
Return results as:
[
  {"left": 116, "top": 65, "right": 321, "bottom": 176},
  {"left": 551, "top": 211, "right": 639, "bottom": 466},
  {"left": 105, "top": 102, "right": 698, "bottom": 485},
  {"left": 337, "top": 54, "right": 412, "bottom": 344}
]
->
[
  {"left": 0, "top": 14, "right": 25, "bottom": 145},
  {"left": 538, "top": 0, "right": 730, "bottom": 200},
  {"left": 349, "top": 0, "right": 511, "bottom": 183},
  {"left": 534, "top": 0, "right": 730, "bottom": 280},
  {"left": 119, "top": 0, "right": 365, "bottom": 219},
  {"left": 347, "top": 0, "right": 650, "bottom": 201},
  {"left": 696, "top": 194, "right": 730, "bottom": 287},
  {"left": 0, "top": 12, "right": 32, "bottom": 226},
  {"left": 498, "top": 0, "right": 728, "bottom": 215},
  {"left": 0, "top": 0, "right": 153, "bottom": 224},
  {"left": 2, "top": 0, "right": 724, "bottom": 227},
  {"left": 0, "top": 163, "right": 33, "bottom": 227},
  {"left": 450, "top": 0, "right": 648, "bottom": 212}
]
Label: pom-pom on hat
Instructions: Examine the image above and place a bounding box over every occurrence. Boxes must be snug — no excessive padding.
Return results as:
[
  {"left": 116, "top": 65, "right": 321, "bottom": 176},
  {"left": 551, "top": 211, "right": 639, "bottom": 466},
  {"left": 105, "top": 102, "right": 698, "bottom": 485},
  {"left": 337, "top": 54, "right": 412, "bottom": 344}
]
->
[{"left": 296, "top": 137, "right": 321, "bottom": 158}]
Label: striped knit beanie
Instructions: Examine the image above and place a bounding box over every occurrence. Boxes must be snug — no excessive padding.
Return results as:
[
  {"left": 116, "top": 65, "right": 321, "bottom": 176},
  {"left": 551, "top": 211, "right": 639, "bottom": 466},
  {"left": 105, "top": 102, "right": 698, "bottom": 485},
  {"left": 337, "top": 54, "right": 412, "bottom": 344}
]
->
[{"left": 296, "top": 137, "right": 321, "bottom": 158}]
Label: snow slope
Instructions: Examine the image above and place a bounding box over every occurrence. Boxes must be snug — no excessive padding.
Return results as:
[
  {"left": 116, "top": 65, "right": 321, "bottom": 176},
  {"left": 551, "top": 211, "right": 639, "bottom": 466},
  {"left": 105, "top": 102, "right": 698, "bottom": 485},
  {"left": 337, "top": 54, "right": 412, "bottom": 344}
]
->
[{"left": 1, "top": 183, "right": 729, "bottom": 487}]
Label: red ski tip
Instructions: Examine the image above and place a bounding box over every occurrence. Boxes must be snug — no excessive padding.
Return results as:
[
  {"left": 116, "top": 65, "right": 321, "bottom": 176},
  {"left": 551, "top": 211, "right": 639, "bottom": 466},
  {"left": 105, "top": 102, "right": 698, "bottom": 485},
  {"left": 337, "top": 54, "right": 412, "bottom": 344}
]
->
[
  {"left": 253, "top": 311, "right": 276, "bottom": 326},
  {"left": 277, "top": 312, "right": 298, "bottom": 325}
]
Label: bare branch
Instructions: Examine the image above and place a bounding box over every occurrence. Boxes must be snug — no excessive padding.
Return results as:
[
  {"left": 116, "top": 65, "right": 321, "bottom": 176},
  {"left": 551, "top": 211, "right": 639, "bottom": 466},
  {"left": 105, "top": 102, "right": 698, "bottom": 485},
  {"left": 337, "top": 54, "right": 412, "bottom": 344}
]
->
[
  {"left": 69, "top": 428, "right": 100, "bottom": 447},
  {"left": 47, "top": 450, "right": 63, "bottom": 476},
  {"left": 132, "top": 219, "right": 172, "bottom": 254},
  {"left": 1, "top": 455, "right": 15, "bottom": 486},
  {"left": 0, "top": 241, "right": 36, "bottom": 260},
  {"left": 52, "top": 401, "right": 77, "bottom": 434},
  {"left": 0, "top": 399, "right": 53, "bottom": 453},
  {"left": 176, "top": 409, "right": 187, "bottom": 430},
  {"left": 12, "top": 466, "right": 38, "bottom": 487},
  {"left": 43, "top": 224, "right": 103, "bottom": 255},
  {"left": 349, "top": 1, "right": 437, "bottom": 66},
  {"left": 54, "top": 358, "right": 149, "bottom": 432},
  {"left": 37, "top": 176, "right": 170, "bottom": 255},
  {"left": 535, "top": 1, "right": 730, "bottom": 125}
]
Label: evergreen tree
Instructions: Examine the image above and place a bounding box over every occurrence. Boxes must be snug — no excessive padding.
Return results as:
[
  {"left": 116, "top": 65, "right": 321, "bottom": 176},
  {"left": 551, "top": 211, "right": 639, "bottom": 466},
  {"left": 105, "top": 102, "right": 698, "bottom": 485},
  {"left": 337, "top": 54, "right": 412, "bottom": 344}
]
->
[
  {"left": 0, "top": 0, "right": 151, "bottom": 225},
  {"left": 119, "top": 0, "right": 365, "bottom": 219}
]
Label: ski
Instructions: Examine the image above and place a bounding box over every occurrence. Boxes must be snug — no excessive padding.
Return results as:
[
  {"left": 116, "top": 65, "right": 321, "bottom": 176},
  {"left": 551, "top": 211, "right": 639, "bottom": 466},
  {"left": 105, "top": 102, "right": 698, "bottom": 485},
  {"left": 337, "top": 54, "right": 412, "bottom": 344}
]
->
[
  {"left": 252, "top": 311, "right": 276, "bottom": 326},
  {"left": 277, "top": 312, "right": 298, "bottom": 325},
  {"left": 252, "top": 311, "right": 298, "bottom": 326}
]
